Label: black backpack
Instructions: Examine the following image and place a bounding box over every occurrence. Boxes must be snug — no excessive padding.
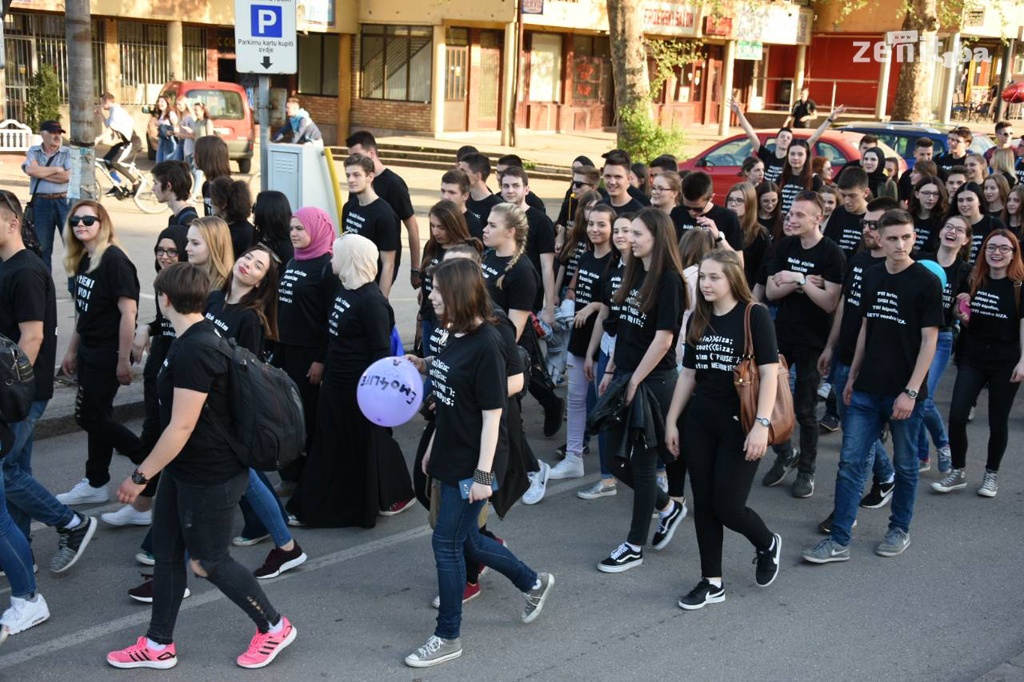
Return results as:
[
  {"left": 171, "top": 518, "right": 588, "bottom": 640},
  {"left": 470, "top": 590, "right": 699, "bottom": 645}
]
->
[
  {"left": 211, "top": 336, "right": 306, "bottom": 471},
  {"left": 0, "top": 333, "right": 35, "bottom": 425}
]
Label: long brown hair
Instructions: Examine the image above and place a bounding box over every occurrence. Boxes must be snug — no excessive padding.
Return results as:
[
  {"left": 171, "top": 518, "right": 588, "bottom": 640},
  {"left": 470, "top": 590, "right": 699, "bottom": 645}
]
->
[
  {"left": 613, "top": 208, "right": 686, "bottom": 313},
  {"left": 727, "top": 182, "right": 763, "bottom": 248},
  {"left": 686, "top": 249, "right": 754, "bottom": 346},
  {"left": 194, "top": 135, "right": 231, "bottom": 181},
  {"left": 422, "top": 200, "right": 480, "bottom": 269},
  {"left": 969, "top": 230, "right": 1024, "bottom": 300},
  {"left": 222, "top": 244, "right": 280, "bottom": 341},
  {"left": 560, "top": 189, "right": 602, "bottom": 263},
  {"left": 432, "top": 257, "right": 497, "bottom": 334}
]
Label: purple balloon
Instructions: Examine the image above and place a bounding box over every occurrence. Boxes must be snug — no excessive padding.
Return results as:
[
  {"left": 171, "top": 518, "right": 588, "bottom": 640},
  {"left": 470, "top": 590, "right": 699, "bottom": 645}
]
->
[{"left": 357, "top": 356, "right": 424, "bottom": 427}]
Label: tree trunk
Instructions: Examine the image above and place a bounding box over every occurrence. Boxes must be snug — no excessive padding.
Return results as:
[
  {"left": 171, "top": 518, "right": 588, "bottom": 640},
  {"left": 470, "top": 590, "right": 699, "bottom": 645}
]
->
[
  {"left": 606, "top": 0, "right": 651, "bottom": 149},
  {"left": 891, "top": 0, "right": 939, "bottom": 121},
  {"left": 66, "top": 0, "right": 98, "bottom": 201}
]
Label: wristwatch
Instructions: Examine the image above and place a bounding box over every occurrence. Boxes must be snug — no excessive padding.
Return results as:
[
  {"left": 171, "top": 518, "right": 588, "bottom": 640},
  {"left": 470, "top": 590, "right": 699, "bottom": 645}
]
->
[
  {"left": 715, "top": 234, "right": 724, "bottom": 243},
  {"left": 754, "top": 416, "right": 771, "bottom": 428},
  {"left": 902, "top": 388, "right": 919, "bottom": 399},
  {"left": 131, "top": 468, "right": 149, "bottom": 485}
]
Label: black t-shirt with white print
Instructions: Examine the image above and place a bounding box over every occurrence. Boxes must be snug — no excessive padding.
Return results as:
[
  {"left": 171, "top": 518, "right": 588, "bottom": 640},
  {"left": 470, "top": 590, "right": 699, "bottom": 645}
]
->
[
  {"left": 420, "top": 253, "right": 443, "bottom": 321},
  {"left": 568, "top": 250, "right": 612, "bottom": 358},
  {"left": 823, "top": 206, "right": 865, "bottom": 259},
  {"left": 768, "top": 235, "right": 846, "bottom": 353},
  {"left": 779, "top": 175, "right": 824, "bottom": 217},
  {"left": 837, "top": 251, "right": 885, "bottom": 366},
  {"left": 464, "top": 210, "right": 484, "bottom": 241},
  {"left": 918, "top": 251, "right": 970, "bottom": 329},
  {"left": 913, "top": 214, "right": 942, "bottom": 252},
  {"left": 933, "top": 153, "right": 967, "bottom": 180},
  {"left": 204, "top": 289, "right": 264, "bottom": 356},
  {"left": 601, "top": 261, "right": 626, "bottom": 337},
  {"left": 757, "top": 146, "right": 787, "bottom": 184},
  {"left": 158, "top": 319, "right": 245, "bottom": 485},
  {"left": 482, "top": 251, "right": 540, "bottom": 314},
  {"left": 613, "top": 269, "right": 684, "bottom": 372},
  {"left": 669, "top": 204, "right": 744, "bottom": 250},
  {"left": 683, "top": 302, "right": 778, "bottom": 408},
  {"left": 963, "top": 276, "right": 1024, "bottom": 370},
  {"left": 325, "top": 282, "right": 394, "bottom": 382},
  {"left": 853, "top": 262, "right": 944, "bottom": 399},
  {"left": 277, "top": 254, "right": 336, "bottom": 351},
  {"left": 342, "top": 197, "right": 402, "bottom": 282},
  {"left": 73, "top": 246, "right": 140, "bottom": 348},
  {"left": 0, "top": 249, "right": 57, "bottom": 401},
  {"left": 428, "top": 323, "right": 509, "bottom": 487}
]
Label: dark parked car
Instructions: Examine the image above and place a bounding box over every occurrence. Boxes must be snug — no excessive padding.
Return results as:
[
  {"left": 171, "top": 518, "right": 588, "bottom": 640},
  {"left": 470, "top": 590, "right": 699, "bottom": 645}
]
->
[{"left": 839, "top": 122, "right": 993, "bottom": 169}]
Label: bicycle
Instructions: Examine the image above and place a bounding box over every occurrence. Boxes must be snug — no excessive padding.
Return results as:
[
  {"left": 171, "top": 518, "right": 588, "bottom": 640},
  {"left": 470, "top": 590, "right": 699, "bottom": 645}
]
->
[{"left": 94, "top": 156, "right": 164, "bottom": 214}]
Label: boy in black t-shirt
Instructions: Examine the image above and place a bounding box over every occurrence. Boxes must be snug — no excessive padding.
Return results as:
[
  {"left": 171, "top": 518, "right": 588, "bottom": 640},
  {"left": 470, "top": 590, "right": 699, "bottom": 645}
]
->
[
  {"left": 439, "top": 169, "right": 483, "bottom": 241},
  {"left": 676, "top": 171, "right": 744, "bottom": 254},
  {"left": 764, "top": 192, "right": 846, "bottom": 498},
  {"left": 459, "top": 152, "right": 503, "bottom": 226},
  {"left": 897, "top": 138, "right": 934, "bottom": 204},
  {"left": 500, "top": 167, "right": 557, "bottom": 322},
  {"left": 825, "top": 167, "right": 871, "bottom": 259},
  {"left": 496, "top": 154, "right": 547, "bottom": 213},
  {"left": 152, "top": 161, "right": 199, "bottom": 236},
  {"left": 730, "top": 99, "right": 843, "bottom": 184},
  {"left": 342, "top": 154, "right": 401, "bottom": 298},
  {"left": 934, "top": 127, "right": 971, "bottom": 180},
  {"left": 803, "top": 209, "right": 941, "bottom": 564},
  {"left": 555, "top": 164, "right": 600, "bottom": 251},
  {"left": 598, "top": 150, "right": 645, "bottom": 216}
]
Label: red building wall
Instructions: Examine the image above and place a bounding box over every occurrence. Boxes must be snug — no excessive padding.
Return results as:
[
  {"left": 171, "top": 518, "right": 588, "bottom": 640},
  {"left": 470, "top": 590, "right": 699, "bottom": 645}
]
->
[{"left": 804, "top": 36, "right": 903, "bottom": 114}]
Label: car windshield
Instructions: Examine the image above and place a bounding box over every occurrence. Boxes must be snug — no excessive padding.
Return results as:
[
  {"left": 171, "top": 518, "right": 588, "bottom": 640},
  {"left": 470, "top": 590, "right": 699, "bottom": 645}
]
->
[{"left": 171, "top": 89, "right": 246, "bottom": 120}]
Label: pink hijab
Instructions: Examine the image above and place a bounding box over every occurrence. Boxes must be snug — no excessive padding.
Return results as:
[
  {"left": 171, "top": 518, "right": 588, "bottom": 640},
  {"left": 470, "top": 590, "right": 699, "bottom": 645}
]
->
[{"left": 292, "top": 207, "right": 336, "bottom": 261}]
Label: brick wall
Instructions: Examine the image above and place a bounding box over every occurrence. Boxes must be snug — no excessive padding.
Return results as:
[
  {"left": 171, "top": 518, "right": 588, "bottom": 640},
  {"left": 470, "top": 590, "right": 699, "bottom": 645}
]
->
[
  {"left": 294, "top": 94, "right": 340, "bottom": 145},
  {"left": 348, "top": 31, "right": 433, "bottom": 136}
]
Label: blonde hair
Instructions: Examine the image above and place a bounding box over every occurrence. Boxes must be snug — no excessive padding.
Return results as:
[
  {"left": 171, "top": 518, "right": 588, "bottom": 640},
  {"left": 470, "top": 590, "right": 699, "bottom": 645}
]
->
[
  {"left": 488, "top": 202, "right": 529, "bottom": 290},
  {"left": 63, "top": 200, "right": 121, "bottom": 276},
  {"left": 992, "top": 148, "right": 1016, "bottom": 178},
  {"left": 191, "top": 216, "right": 234, "bottom": 291},
  {"left": 333, "top": 233, "right": 379, "bottom": 290}
]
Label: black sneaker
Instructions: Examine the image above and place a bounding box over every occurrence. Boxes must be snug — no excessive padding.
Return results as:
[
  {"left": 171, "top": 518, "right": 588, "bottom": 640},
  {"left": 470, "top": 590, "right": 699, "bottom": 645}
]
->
[
  {"left": 50, "top": 516, "right": 97, "bottom": 573},
  {"left": 678, "top": 579, "right": 725, "bottom": 610},
  {"left": 859, "top": 479, "right": 895, "bottom": 509},
  {"left": 543, "top": 398, "right": 565, "bottom": 437},
  {"left": 652, "top": 501, "right": 684, "bottom": 550},
  {"left": 818, "top": 511, "right": 857, "bottom": 535},
  {"left": 597, "top": 543, "right": 643, "bottom": 573},
  {"left": 819, "top": 414, "right": 840, "bottom": 432},
  {"left": 754, "top": 533, "right": 781, "bottom": 587},
  {"left": 762, "top": 453, "right": 797, "bottom": 487}
]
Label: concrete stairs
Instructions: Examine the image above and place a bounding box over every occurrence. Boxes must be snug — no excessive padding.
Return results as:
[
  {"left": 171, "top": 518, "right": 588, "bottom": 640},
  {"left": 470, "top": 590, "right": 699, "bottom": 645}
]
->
[{"left": 327, "top": 142, "right": 572, "bottom": 181}]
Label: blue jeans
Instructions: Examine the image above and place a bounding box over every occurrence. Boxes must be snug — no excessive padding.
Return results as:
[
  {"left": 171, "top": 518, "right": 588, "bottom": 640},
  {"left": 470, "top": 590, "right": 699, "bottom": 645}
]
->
[
  {"left": 433, "top": 482, "right": 537, "bottom": 640},
  {"left": 240, "top": 469, "right": 292, "bottom": 547},
  {"left": 3, "top": 400, "right": 74, "bottom": 539},
  {"left": 916, "top": 329, "right": 953, "bottom": 460},
  {"left": 832, "top": 362, "right": 894, "bottom": 483},
  {"left": 831, "top": 391, "right": 924, "bottom": 547},
  {"left": 31, "top": 195, "right": 69, "bottom": 273},
  {"left": 0, "top": 429, "right": 37, "bottom": 599}
]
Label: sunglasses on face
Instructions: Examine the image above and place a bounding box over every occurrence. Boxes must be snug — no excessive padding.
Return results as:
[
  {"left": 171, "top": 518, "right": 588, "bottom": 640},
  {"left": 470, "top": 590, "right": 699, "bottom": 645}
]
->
[
  {"left": 571, "top": 180, "right": 593, "bottom": 189},
  {"left": 70, "top": 215, "right": 99, "bottom": 227},
  {"left": 859, "top": 219, "right": 880, "bottom": 230}
]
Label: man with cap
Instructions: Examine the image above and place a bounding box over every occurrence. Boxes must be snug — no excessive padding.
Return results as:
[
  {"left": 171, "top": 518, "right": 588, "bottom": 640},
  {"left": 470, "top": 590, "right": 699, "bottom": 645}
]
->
[{"left": 21, "top": 120, "right": 71, "bottom": 272}]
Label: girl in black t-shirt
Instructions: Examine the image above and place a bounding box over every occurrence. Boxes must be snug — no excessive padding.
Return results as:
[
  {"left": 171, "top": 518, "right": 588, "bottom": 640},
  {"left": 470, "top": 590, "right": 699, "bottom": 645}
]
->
[
  {"left": 595, "top": 208, "right": 687, "bottom": 573},
  {"left": 107, "top": 263, "right": 296, "bottom": 671},
  {"left": 406, "top": 257, "right": 552, "bottom": 668},
  {"left": 186, "top": 216, "right": 235, "bottom": 291},
  {"left": 649, "top": 171, "right": 683, "bottom": 235},
  {"left": 937, "top": 230, "right": 1024, "bottom": 499},
  {"left": 554, "top": 189, "right": 600, "bottom": 297},
  {"left": 194, "top": 135, "right": 230, "bottom": 217},
  {"left": 909, "top": 176, "right": 947, "bottom": 251},
  {"left": 728, "top": 182, "right": 771, "bottom": 288},
  {"left": 756, "top": 180, "right": 780, "bottom": 234},
  {"left": 1003, "top": 185, "right": 1024, "bottom": 237},
  {"left": 205, "top": 245, "right": 280, "bottom": 358},
  {"left": 666, "top": 250, "right": 781, "bottom": 609},
  {"left": 57, "top": 200, "right": 144, "bottom": 505},
  {"left": 420, "top": 200, "right": 483, "bottom": 347},
  {"left": 210, "top": 177, "right": 255, "bottom": 261},
  {"left": 288, "top": 234, "right": 413, "bottom": 528},
  {"left": 253, "top": 190, "right": 295, "bottom": 271},
  {"left": 952, "top": 182, "right": 1006, "bottom": 263},
  {"left": 984, "top": 174, "right": 1009, "bottom": 219},
  {"left": 777, "top": 140, "right": 823, "bottom": 218},
  {"left": 272, "top": 206, "right": 337, "bottom": 487},
  {"left": 481, "top": 203, "right": 538, "bottom": 341},
  {"left": 549, "top": 204, "right": 615, "bottom": 481}
]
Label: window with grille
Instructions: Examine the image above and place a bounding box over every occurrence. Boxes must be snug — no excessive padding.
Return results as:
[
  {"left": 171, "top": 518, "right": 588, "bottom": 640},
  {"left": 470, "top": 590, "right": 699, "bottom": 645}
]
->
[
  {"left": 298, "top": 33, "right": 340, "bottom": 96},
  {"left": 118, "top": 22, "right": 169, "bottom": 91},
  {"left": 183, "top": 26, "right": 207, "bottom": 81},
  {"left": 360, "top": 25, "right": 432, "bottom": 102}
]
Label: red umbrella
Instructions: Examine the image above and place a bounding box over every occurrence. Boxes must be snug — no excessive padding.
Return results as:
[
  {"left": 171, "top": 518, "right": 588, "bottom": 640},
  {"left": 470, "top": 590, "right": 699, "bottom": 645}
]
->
[{"left": 1001, "top": 82, "right": 1024, "bottom": 103}]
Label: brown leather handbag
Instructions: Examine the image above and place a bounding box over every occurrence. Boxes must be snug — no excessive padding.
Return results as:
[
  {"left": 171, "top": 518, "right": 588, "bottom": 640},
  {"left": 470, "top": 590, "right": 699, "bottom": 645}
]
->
[{"left": 734, "top": 303, "right": 795, "bottom": 445}]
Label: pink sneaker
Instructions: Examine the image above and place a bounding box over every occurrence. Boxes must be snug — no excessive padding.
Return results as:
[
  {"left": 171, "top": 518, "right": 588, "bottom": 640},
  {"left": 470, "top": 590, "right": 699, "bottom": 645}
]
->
[
  {"left": 106, "top": 636, "right": 178, "bottom": 669},
  {"left": 236, "top": 617, "right": 297, "bottom": 669}
]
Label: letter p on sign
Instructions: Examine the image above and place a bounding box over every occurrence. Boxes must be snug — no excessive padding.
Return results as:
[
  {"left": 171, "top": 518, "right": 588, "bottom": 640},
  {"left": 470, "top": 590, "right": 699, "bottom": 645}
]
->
[{"left": 251, "top": 5, "right": 283, "bottom": 38}]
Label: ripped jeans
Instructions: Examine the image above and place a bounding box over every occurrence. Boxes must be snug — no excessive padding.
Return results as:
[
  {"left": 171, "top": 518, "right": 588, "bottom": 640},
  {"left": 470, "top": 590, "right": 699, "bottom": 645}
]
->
[{"left": 147, "top": 470, "right": 281, "bottom": 644}]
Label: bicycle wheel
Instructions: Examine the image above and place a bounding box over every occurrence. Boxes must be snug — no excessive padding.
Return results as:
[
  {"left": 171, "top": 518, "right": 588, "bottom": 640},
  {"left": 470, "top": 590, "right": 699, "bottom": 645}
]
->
[
  {"left": 93, "top": 164, "right": 112, "bottom": 198},
  {"left": 133, "top": 172, "right": 166, "bottom": 214}
]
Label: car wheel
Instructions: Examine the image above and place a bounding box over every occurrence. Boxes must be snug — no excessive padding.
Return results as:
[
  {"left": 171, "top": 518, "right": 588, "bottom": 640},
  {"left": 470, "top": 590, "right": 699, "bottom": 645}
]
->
[{"left": 237, "top": 158, "right": 252, "bottom": 174}]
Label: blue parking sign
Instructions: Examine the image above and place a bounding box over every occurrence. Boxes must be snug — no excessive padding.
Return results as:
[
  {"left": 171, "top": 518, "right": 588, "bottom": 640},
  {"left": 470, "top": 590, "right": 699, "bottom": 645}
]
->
[{"left": 251, "top": 5, "right": 283, "bottom": 38}]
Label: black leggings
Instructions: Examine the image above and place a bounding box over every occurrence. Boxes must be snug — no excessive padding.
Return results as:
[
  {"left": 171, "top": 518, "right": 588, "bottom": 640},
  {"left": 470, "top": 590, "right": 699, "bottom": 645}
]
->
[
  {"left": 76, "top": 344, "right": 144, "bottom": 487},
  {"left": 682, "top": 399, "right": 773, "bottom": 578},
  {"left": 771, "top": 347, "right": 820, "bottom": 475},
  {"left": 148, "top": 471, "right": 280, "bottom": 644},
  {"left": 608, "top": 368, "right": 675, "bottom": 547},
  {"left": 948, "top": 363, "right": 1021, "bottom": 472}
]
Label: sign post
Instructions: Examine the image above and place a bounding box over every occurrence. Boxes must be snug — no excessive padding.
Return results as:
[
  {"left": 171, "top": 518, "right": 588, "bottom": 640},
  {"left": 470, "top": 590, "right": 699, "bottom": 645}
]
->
[{"left": 234, "top": 0, "right": 297, "bottom": 192}]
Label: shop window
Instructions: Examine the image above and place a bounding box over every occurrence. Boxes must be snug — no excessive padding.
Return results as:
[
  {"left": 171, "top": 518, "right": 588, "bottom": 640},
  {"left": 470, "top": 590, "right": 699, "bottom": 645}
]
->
[
  {"left": 573, "top": 35, "right": 610, "bottom": 103},
  {"left": 360, "top": 25, "right": 432, "bottom": 102},
  {"left": 298, "top": 33, "right": 340, "bottom": 96},
  {"left": 677, "top": 62, "right": 703, "bottom": 103},
  {"left": 529, "top": 33, "right": 562, "bottom": 102}
]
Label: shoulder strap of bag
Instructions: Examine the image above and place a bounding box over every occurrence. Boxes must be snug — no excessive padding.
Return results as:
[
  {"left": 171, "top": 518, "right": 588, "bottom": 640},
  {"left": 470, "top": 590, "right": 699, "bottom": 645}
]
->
[
  {"left": 743, "top": 302, "right": 755, "bottom": 360},
  {"left": 29, "top": 150, "right": 59, "bottom": 198}
]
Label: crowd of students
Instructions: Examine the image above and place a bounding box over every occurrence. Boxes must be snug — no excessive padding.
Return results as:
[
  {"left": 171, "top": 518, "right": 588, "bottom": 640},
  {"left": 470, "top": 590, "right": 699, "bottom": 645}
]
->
[{"left": 1, "top": 121, "right": 1023, "bottom": 667}]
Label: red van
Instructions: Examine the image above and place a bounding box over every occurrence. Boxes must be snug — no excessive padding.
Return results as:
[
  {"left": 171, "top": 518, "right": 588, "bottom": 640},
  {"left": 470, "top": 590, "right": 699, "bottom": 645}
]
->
[{"left": 148, "top": 80, "right": 255, "bottom": 173}]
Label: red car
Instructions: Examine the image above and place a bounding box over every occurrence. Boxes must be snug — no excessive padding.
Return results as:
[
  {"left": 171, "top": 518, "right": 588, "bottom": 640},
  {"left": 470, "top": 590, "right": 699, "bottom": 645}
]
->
[{"left": 679, "top": 130, "right": 907, "bottom": 200}]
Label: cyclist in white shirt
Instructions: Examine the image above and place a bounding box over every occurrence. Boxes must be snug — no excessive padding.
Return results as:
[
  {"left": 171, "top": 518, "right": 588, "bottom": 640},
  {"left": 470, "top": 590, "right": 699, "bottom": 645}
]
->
[{"left": 98, "top": 92, "right": 142, "bottom": 198}]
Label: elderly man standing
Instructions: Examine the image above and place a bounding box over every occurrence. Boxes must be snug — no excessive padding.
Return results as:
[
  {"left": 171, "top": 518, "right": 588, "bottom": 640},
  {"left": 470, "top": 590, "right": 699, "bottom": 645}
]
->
[{"left": 21, "top": 120, "right": 71, "bottom": 272}]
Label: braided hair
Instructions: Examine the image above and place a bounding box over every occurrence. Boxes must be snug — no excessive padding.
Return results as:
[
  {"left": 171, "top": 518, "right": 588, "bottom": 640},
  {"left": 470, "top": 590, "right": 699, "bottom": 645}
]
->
[{"left": 488, "top": 202, "right": 529, "bottom": 290}]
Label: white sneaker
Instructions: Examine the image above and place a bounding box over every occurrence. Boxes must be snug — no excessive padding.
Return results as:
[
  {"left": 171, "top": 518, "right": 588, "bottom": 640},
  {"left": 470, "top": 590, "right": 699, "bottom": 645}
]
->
[
  {"left": 55, "top": 479, "right": 109, "bottom": 506},
  {"left": 577, "top": 480, "right": 617, "bottom": 500},
  {"left": 818, "top": 382, "right": 832, "bottom": 399},
  {"left": 1, "top": 594, "right": 50, "bottom": 635},
  {"left": 547, "top": 455, "right": 584, "bottom": 480},
  {"left": 101, "top": 505, "right": 153, "bottom": 527},
  {"left": 522, "top": 462, "right": 550, "bottom": 505}
]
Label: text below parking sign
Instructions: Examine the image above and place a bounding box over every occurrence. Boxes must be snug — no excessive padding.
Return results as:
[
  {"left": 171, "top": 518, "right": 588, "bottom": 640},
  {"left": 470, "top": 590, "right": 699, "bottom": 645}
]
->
[{"left": 235, "top": 0, "right": 297, "bottom": 74}]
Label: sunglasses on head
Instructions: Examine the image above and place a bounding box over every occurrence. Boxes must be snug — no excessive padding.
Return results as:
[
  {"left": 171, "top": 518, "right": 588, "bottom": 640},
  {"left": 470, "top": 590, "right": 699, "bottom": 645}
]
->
[
  {"left": 0, "top": 191, "right": 19, "bottom": 218},
  {"left": 70, "top": 215, "right": 99, "bottom": 227}
]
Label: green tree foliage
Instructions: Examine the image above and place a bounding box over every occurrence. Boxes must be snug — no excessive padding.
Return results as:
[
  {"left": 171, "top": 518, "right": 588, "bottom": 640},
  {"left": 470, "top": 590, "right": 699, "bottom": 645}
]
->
[{"left": 24, "top": 64, "right": 62, "bottom": 129}]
